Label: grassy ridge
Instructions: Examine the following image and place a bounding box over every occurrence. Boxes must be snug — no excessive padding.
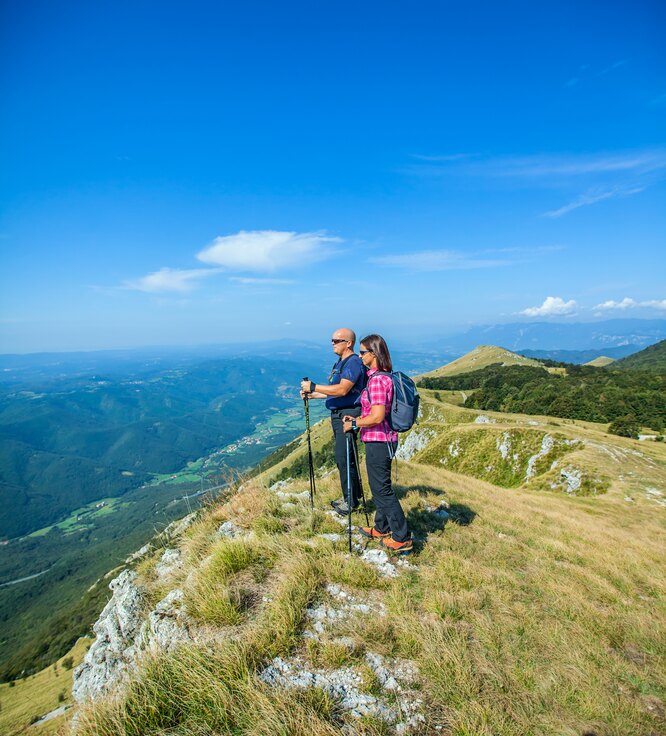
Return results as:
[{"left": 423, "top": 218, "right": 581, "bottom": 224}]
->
[
  {"left": 419, "top": 345, "right": 543, "bottom": 379},
  {"left": 70, "top": 441, "right": 666, "bottom": 735}
]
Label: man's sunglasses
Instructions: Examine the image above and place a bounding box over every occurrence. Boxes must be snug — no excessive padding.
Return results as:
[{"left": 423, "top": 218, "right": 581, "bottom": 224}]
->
[{"left": 331, "top": 338, "right": 349, "bottom": 344}]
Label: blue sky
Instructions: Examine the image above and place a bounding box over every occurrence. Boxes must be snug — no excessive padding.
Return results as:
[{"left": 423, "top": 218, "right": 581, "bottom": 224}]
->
[{"left": 1, "top": 0, "right": 665, "bottom": 352}]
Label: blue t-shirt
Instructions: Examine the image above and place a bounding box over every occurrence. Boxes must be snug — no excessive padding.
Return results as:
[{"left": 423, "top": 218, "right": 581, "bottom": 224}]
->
[{"left": 325, "top": 354, "right": 365, "bottom": 410}]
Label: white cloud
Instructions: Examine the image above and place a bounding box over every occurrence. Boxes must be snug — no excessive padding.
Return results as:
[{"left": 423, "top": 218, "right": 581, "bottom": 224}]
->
[
  {"left": 543, "top": 186, "right": 644, "bottom": 218},
  {"left": 594, "top": 297, "right": 666, "bottom": 311},
  {"left": 123, "top": 267, "right": 220, "bottom": 293},
  {"left": 197, "top": 230, "right": 340, "bottom": 272},
  {"left": 370, "top": 249, "right": 508, "bottom": 271},
  {"left": 594, "top": 297, "right": 638, "bottom": 310},
  {"left": 229, "top": 277, "right": 295, "bottom": 285},
  {"left": 520, "top": 296, "right": 577, "bottom": 317}
]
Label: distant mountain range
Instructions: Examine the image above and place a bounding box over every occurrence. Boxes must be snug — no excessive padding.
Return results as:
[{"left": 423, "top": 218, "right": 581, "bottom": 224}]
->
[
  {"left": 518, "top": 347, "right": 634, "bottom": 363},
  {"left": 429, "top": 318, "right": 666, "bottom": 355}
]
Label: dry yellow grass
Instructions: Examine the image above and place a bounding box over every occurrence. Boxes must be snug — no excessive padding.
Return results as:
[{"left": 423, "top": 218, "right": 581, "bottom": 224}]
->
[
  {"left": 0, "top": 637, "right": 92, "bottom": 736},
  {"left": 16, "top": 390, "right": 664, "bottom": 736},
  {"left": 419, "top": 345, "right": 544, "bottom": 379},
  {"left": 70, "top": 434, "right": 665, "bottom": 735}
]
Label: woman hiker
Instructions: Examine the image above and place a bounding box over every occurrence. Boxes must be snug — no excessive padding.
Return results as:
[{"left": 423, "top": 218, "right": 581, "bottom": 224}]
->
[{"left": 343, "top": 334, "right": 413, "bottom": 555}]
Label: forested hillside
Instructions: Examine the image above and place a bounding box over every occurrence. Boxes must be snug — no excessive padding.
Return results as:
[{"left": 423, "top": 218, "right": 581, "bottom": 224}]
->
[
  {"left": 419, "top": 363, "right": 666, "bottom": 432},
  {"left": 613, "top": 338, "right": 666, "bottom": 372},
  {"left": 0, "top": 358, "right": 302, "bottom": 539}
]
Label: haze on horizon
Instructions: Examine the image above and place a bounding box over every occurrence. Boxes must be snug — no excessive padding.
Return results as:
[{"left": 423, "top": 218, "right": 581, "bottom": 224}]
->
[{"left": 1, "top": 0, "right": 665, "bottom": 354}]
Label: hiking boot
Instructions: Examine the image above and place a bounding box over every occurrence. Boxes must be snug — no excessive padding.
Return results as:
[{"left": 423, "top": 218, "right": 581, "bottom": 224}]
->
[
  {"left": 380, "top": 537, "right": 414, "bottom": 555},
  {"left": 333, "top": 500, "right": 359, "bottom": 516},
  {"left": 358, "top": 527, "right": 391, "bottom": 539}
]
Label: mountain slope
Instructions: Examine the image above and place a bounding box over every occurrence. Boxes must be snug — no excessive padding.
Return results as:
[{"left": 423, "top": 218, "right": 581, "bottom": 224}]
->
[
  {"left": 56, "top": 388, "right": 666, "bottom": 736},
  {"left": 613, "top": 338, "right": 666, "bottom": 372},
  {"left": 584, "top": 356, "right": 616, "bottom": 367},
  {"left": 419, "top": 345, "right": 544, "bottom": 379}
]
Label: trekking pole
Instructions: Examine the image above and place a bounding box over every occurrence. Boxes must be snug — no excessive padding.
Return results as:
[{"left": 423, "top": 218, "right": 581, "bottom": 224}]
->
[
  {"left": 345, "top": 431, "right": 353, "bottom": 553},
  {"left": 350, "top": 429, "right": 370, "bottom": 527},
  {"left": 302, "top": 377, "right": 316, "bottom": 510}
]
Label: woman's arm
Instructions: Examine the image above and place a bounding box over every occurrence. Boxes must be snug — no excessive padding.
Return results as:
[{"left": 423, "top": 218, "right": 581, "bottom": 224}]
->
[{"left": 343, "top": 404, "right": 385, "bottom": 432}]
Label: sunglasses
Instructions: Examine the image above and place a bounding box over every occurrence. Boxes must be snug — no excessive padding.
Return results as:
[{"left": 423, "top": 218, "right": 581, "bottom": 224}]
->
[
  {"left": 331, "top": 338, "right": 348, "bottom": 344},
  {"left": 359, "top": 349, "right": 373, "bottom": 355}
]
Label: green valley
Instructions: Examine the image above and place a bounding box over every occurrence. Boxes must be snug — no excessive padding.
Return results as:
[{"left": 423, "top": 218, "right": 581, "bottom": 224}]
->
[{"left": 0, "top": 354, "right": 328, "bottom": 680}]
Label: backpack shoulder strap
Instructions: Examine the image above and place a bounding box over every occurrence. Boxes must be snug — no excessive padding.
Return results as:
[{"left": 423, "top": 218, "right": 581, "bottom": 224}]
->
[{"left": 332, "top": 355, "right": 355, "bottom": 373}]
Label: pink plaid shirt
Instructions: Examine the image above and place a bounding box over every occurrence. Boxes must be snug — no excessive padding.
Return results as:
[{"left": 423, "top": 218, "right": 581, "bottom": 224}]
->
[{"left": 360, "top": 370, "right": 398, "bottom": 443}]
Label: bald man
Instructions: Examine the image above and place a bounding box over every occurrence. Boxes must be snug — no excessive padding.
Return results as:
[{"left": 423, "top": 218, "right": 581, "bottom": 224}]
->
[{"left": 300, "top": 328, "right": 365, "bottom": 515}]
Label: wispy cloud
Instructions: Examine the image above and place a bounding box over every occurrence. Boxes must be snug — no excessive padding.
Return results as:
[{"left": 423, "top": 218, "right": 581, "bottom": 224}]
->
[
  {"left": 543, "top": 185, "right": 644, "bottom": 217},
  {"left": 564, "top": 60, "right": 626, "bottom": 87},
  {"left": 123, "top": 267, "right": 221, "bottom": 293},
  {"left": 597, "top": 60, "right": 626, "bottom": 77},
  {"left": 405, "top": 147, "right": 665, "bottom": 218},
  {"left": 519, "top": 296, "right": 577, "bottom": 317},
  {"left": 594, "top": 297, "right": 666, "bottom": 311},
  {"left": 410, "top": 152, "right": 478, "bottom": 163},
  {"left": 197, "top": 230, "right": 340, "bottom": 272},
  {"left": 484, "top": 151, "right": 665, "bottom": 178},
  {"left": 406, "top": 148, "right": 666, "bottom": 179},
  {"left": 229, "top": 276, "right": 296, "bottom": 285},
  {"left": 369, "top": 249, "right": 508, "bottom": 271}
]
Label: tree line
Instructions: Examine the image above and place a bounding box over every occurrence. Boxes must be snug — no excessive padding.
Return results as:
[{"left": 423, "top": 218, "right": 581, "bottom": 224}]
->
[{"left": 418, "top": 364, "right": 666, "bottom": 437}]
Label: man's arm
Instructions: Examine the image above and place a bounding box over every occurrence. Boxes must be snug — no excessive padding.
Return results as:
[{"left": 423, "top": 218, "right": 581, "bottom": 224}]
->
[
  {"left": 300, "top": 389, "right": 327, "bottom": 400},
  {"left": 301, "top": 378, "right": 355, "bottom": 398}
]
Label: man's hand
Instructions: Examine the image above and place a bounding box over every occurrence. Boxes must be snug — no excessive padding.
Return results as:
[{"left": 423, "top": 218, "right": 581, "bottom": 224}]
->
[{"left": 300, "top": 379, "right": 314, "bottom": 394}]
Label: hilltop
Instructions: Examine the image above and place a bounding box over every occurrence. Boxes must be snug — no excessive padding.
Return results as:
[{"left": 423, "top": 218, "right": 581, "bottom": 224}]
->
[
  {"left": 584, "top": 355, "right": 615, "bottom": 367},
  {"left": 7, "top": 374, "right": 664, "bottom": 736},
  {"left": 613, "top": 338, "right": 666, "bottom": 372},
  {"left": 419, "top": 345, "right": 544, "bottom": 379}
]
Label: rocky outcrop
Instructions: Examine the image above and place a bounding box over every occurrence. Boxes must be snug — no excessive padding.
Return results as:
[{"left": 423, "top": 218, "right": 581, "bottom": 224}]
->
[
  {"left": 155, "top": 548, "right": 183, "bottom": 579},
  {"left": 396, "top": 428, "right": 435, "bottom": 461},
  {"left": 73, "top": 565, "right": 193, "bottom": 703},
  {"left": 260, "top": 582, "right": 424, "bottom": 732},
  {"left": 72, "top": 571, "right": 146, "bottom": 703}
]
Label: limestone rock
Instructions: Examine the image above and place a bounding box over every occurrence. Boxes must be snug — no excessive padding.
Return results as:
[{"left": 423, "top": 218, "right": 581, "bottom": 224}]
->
[
  {"left": 217, "top": 520, "right": 243, "bottom": 538},
  {"left": 144, "top": 589, "right": 192, "bottom": 651},
  {"left": 72, "top": 571, "right": 146, "bottom": 703},
  {"left": 155, "top": 548, "right": 182, "bottom": 580},
  {"left": 395, "top": 429, "right": 435, "bottom": 461}
]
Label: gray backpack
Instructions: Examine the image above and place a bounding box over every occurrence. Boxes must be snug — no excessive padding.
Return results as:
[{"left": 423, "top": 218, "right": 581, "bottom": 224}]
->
[{"left": 369, "top": 371, "right": 420, "bottom": 433}]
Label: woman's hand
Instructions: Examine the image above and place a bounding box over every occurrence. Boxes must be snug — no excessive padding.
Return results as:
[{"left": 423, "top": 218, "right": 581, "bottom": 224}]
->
[{"left": 342, "top": 416, "right": 354, "bottom": 433}]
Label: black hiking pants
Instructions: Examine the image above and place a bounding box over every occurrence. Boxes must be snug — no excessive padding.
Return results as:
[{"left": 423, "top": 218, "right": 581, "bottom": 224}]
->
[
  {"left": 330, "top": 407, "right": 362, "bottom": 506},
  {"left": 365, "top": 441, "right": 410, "bottom": 542}
]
